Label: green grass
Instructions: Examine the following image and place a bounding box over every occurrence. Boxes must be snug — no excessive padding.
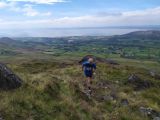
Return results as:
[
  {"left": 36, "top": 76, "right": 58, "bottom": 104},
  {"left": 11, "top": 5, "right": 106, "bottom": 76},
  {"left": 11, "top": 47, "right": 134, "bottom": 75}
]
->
[
  {"left": 0, "top": 34, "right": 160, "bottom": 119},
  {"left": 0, "top": 57, "right": 159, "bottom": 120}
]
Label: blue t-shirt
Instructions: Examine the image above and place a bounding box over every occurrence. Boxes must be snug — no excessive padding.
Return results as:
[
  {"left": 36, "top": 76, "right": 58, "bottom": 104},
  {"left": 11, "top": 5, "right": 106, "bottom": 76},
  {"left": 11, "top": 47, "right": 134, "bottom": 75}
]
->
[{"left": 82, "top": 62, "right": 96, "bottom": 73}]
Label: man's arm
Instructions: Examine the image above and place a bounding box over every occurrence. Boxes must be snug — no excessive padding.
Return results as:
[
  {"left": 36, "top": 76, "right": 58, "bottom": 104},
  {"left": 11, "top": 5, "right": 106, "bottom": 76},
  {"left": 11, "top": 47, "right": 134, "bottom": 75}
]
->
[
  {"left": 94, "top": 64, "right": 96, "bottom": 70},
  {"left": 93, "top": 64, "right": 96, "bottom": 73}
]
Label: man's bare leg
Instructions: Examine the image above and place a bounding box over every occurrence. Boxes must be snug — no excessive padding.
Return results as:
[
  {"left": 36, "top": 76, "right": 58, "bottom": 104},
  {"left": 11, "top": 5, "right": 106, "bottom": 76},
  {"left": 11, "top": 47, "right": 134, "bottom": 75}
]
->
[{"left": 87, "top": 77, "right": 92, "bottom": 90}]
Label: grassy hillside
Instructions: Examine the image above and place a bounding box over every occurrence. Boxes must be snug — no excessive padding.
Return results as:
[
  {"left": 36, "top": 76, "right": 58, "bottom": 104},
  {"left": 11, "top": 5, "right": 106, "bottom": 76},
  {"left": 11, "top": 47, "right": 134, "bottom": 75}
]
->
[
  {"left": 0, "top": 57, "right": 159, "bottom": 120},
  {"left": 0, "top": 31, "right": 160, "bottom": 120}
]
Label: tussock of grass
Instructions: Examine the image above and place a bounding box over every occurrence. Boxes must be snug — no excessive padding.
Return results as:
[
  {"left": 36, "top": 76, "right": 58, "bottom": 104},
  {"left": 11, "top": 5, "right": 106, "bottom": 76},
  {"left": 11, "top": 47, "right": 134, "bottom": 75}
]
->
[{"left": 0, "top": 59, "right": 159, "bottom": 120}]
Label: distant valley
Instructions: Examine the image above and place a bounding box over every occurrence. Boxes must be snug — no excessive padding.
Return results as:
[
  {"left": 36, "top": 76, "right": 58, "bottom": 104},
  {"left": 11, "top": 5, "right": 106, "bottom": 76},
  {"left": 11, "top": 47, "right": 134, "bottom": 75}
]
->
[{"left": 0, "top": 30, "right": 160, "bottom": 120}]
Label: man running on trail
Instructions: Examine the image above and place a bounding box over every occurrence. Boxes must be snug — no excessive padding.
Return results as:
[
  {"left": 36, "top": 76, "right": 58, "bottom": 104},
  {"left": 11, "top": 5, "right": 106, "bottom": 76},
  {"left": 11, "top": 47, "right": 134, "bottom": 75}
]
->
[{"left": 82, "top": 58, "right": 96, "bottom": 91}]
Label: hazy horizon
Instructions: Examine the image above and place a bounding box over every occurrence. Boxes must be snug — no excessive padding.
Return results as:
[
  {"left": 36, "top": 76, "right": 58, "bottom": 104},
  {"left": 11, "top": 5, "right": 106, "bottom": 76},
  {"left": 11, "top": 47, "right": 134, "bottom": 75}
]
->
[
  {"left": 1, "top": 0, "right": 160, "bottom": 37},
  {"left": 0, "top": 26, "right": 160, "bottom": 37}
]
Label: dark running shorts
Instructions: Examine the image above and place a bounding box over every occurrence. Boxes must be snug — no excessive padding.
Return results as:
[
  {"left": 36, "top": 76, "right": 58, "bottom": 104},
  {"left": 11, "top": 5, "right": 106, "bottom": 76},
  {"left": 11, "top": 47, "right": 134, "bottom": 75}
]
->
[{"left": 84, "top": 71, "right": 93, "bottom": 77}]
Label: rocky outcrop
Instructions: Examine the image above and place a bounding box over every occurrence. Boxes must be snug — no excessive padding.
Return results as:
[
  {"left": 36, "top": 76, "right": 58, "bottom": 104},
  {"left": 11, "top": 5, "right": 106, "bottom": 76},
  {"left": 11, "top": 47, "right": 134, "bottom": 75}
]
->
[
  {"left": 0, "top": 63, "right": 22, "bottom": 90},
  {"left": 127, "top": 74, "right": 153, "bottom": 90},
  {"left": 0, "top": 114, "right": 4, "bottom": 120},
  {"left": 139, "top": 107, "right": 160, "bottom": 120},
  {"left": 150, "top": 70, "right": 160, "bottom": 80},
  {"left": 121, "top": 99, "right": 129, "bottom": 106}
]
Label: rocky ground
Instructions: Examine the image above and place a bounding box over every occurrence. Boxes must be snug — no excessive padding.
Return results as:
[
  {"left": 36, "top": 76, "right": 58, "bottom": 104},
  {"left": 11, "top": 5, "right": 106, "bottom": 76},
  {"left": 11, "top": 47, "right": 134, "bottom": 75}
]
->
[{"left": 0, "top": 59, "right": 160, "bottom": 120}]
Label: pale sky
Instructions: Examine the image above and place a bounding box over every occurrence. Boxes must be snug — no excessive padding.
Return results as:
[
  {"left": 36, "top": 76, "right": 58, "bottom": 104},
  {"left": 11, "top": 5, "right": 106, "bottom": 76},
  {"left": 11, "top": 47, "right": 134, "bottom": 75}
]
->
[{"left": 0, "top": 0, "right": 160, "bottom": 29}]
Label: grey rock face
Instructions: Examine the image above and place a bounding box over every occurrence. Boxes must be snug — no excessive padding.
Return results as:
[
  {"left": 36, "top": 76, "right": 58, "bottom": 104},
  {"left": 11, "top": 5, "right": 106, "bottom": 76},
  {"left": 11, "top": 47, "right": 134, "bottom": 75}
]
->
[
  {"left": 127, "top": 74, "right": 153, "bottom": 90},
  {"left": 150, "top": 71, "right": 157, "bottom": 77},
  {"left": 0, "top": 117, "right": 3, "bottom": 120},
  {"left": 154, "top": 117, "right": 160, "bottom": 120},
  {"left": 139, "top": 107, "right": 160, "bottom": 120},
  {"left": 0, "top": 63, "right": 22, "bottom": 90},
  {"left": 102, "top": 95, "right": 114, "bottom": 101},
  {"left": 121, "top": 99, "right": 129, "bottom": 106},
  {"left": 150, "top": 70, "right": 160, "bottom": 80},
  {"left": 0, "top": 114, "right": 4, "bottom": 120}
]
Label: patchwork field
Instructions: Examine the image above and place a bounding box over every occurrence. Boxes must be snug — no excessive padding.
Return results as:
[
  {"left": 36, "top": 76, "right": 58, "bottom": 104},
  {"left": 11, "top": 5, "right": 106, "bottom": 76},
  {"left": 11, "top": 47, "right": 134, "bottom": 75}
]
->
[{"left": 0, "top": 30, "right": 160, "bottom": 120}]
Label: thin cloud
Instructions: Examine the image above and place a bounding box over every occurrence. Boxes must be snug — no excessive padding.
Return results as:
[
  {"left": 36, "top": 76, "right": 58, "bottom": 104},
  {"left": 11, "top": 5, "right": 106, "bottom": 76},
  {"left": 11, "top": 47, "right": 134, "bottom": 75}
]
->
[
  {"left": 0, "top": 1, "right": 8, "bottom": 8},
  {"left": 123, "top": 7, "right": 160, "bottom": 16},
  {"left": 0, "top": 7, "right": 160, "bottom": 28},
  {"left": 6, "top": 0, "right": 67, "bottom": 4},
  {"left": 96, "top": 11, "right": 122, "bottom": 17},
  {"left": 0, "top": 1, "right": 52, "bottom": 17},
  {"left": 22, "top": 4, "right": 52, "bottom": 16}
]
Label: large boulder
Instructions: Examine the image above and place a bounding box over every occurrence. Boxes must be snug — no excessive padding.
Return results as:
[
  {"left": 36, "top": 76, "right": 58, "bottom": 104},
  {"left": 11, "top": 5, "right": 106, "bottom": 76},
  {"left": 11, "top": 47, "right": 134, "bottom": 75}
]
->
[{"left": 0, "top": 63, "right": 22, "bottom": 90}]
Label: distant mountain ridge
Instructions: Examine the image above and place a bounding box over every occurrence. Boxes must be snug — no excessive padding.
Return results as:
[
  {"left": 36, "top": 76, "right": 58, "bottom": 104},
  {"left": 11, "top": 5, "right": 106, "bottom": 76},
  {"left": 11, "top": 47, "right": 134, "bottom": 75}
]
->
[
  {"left": 115, "top": 30, "right": 160, "bottom": 40},
  {"left": 0, "top": 37, "right": 15, "bottom": 44},
  {"left": 0, "top": 30, "right": 160, "bottom": 48},
  {"left": 124, "top": 30, "right": 160, "bottom": 36},
  {"left": 0, "top": 30, "right": 160, "bottom": 42}
]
